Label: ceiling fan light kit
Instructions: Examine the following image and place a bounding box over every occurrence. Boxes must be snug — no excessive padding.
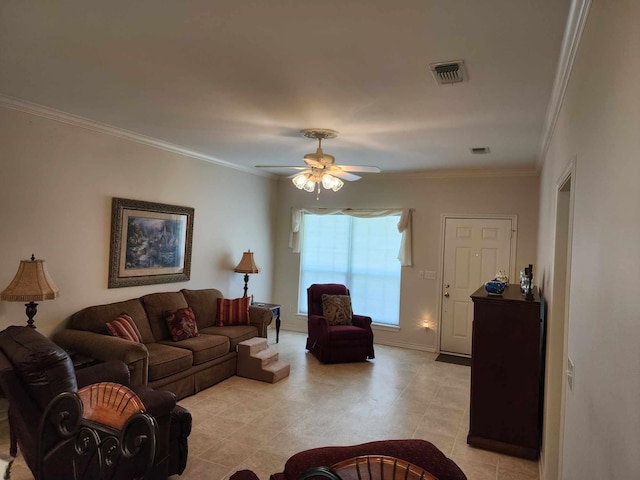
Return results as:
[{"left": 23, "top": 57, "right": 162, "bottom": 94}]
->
[
  {"left": 322, "top": 173, "right": 344, "bottom": 191},
  {"left": 255, "top": 128, "right": 380, "bottom": 199},
  {"left": 299, "top": 129, "right": 375, "bottom": 198}
]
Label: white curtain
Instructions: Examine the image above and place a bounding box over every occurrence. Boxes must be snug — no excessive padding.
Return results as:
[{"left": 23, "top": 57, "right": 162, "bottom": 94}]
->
[{"left": 289, "top": 207, "right": 413, "bottom": 266}]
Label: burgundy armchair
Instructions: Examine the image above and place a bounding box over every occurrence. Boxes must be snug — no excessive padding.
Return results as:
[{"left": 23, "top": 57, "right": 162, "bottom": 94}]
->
[
  {"left": 306, "top": 283, "right": 375, "bottom": 363},
  {"left": 231, "top": 439, "right": 467, "bottom": 480},
  {"left": 276, "top": 440, "right": 467, "bottom": 480},
  {"left": 0, "top": 326, "right": 191, "bottom": 479}
]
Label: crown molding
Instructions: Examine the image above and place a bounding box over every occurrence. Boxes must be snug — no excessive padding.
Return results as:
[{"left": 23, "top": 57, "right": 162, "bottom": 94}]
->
[
  {"left": 370, "top": 168, "right": 539, "bottom": 180},
  {"left": 0, "top": 94, "right": 273, "bottom": 177},
  {"left": 1, "top": 93, "right": 542, "bottom": 181},
  {"left": 274, "top": 167, "right": 538, "bottom": 181},
  {"left": 537, "top": 0, "right": 593, "bottom": 169}
]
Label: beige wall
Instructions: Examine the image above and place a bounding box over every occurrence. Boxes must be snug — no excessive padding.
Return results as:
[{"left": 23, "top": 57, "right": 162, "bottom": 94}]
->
[
  {"left": 0, "top": 107, "right": 278, "bottom": 338},
  {"left": 273, "top": 173, "right": 539, "bottom": 351},
  {"left": 537, "top": 1, "right": 640, "bottom": 478}
]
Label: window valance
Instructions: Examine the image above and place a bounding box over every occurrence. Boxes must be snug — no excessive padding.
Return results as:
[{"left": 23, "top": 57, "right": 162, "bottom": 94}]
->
[{"left": 289, "top": 207, "right": 413, "bottom": 266}]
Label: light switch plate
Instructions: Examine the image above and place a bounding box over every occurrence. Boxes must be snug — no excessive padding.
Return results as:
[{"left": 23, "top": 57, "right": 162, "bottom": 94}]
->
[{"left": 567, "top": 356, "right": 575, "bottom": 391}]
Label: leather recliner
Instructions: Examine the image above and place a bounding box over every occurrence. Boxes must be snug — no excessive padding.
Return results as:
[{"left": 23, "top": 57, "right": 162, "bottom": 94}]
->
[{"left": 0, "top": 326, "right": 191, "bottom": 479}]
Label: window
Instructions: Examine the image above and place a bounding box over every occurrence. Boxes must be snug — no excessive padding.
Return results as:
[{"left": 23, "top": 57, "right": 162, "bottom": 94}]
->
[{"left": 298, "top": 213, "right": 402, "bottom": 325}]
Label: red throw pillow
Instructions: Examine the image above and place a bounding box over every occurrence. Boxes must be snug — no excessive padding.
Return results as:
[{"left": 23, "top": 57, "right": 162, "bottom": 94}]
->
[
  {"left": 164, "top": 307, "right": 199, "bottom": 341},
  {"left": 106, "top": 313, "right": 143, "bottom": 343},
  {"left": 216, "top": 297, "right": 250, "bottom": 326}
]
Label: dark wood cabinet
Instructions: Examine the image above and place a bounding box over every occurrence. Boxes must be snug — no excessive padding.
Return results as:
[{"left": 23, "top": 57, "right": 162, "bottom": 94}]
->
[{"left": 467, "top": 284, "right": 543, "bottom": 460}]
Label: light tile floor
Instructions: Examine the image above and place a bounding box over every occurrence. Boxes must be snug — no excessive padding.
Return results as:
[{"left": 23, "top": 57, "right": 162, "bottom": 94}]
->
[{"left": 0, "top": 331, "right": 539, "bottom": 480}]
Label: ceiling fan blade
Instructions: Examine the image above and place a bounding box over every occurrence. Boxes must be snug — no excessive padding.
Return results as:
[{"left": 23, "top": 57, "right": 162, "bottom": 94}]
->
[
  {"left": 331, "top": 170, "right": 361, "bottom": 181},
  {"left": 339, "top": 165, "right": 381, "bottom": 173},
  {"left": 255, "top": 165, "right": 308, "bottom": 170}
]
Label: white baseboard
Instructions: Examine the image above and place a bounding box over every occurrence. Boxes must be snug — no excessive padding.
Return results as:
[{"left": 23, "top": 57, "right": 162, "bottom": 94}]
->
[{"left": 277, "top": 322, "right": 437, "bottom": 353}]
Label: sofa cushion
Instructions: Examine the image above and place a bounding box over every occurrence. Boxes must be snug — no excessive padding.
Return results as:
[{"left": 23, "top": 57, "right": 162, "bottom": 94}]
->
[
  {"left": 142, "top": 292, "right": 189, "bottom": 342},
  {"left": 159, "top": 334, "right": 230, "bottom": 365},
  {"left": 199, "top": 325, "right": 258, "bottom": 352},
  {"left": 145, "top": 343, "right": 193, "bottom": 382},
  {"left": 106, "top": 313, "right": 143, "bottom": 343},
  {"left": 216, "top": 297, "right": 250, "bottom": 326},
  {"left": 69, "top": 298, "right": 155, "bottom": 344},
  {"left": 181, "top": 288, "right": 224, "bottom": 329},
  {"left": 164, "top": 307, "right": 199, "bottom": 342}
]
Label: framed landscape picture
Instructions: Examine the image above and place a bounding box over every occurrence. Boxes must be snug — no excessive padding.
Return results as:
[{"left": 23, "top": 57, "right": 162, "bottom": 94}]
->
[{"left": 108, "top": 197, "right": 194, "bottom": 288}]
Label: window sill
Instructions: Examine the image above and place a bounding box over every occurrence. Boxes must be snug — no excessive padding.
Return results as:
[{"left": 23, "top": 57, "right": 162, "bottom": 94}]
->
[{"left": 372, "top": 323, "right": 400, "bottom": 332}]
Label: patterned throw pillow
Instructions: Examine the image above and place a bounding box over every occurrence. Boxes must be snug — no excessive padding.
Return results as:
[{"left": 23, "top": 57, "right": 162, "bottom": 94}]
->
[
  {"left": 164, "top": 307, "right": 199, "bottom": 342},
  {"left": 216, "top": 297, "right": 250, "bottom": 326},
  {"left": 106, "top": 313, "right": 143, "bottom": 343},
  {"left": 321, "top": 294, "right": 353, "bottom": 325}
]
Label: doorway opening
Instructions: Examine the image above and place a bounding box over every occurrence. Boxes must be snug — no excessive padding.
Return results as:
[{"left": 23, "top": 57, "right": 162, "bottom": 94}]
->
[{"left": 542, "top": 167, "right": 574, "bottom": 480}]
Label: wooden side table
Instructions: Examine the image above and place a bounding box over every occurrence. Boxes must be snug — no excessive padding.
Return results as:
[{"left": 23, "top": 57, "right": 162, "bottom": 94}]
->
[
  {"left": 252, "top": 302, "right": 282, "bottom": 343},
  {"left": 66, "top": 350, "right": 98, "bottom": 370}
]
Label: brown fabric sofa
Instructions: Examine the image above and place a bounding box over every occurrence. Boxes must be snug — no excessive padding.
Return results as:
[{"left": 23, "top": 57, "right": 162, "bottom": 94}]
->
[{"left": 53, "top": 288, "right": 273, "bottom": 400}]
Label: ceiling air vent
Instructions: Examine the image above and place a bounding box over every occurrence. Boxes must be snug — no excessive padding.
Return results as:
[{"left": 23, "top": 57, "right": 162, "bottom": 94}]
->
[
  {"left": 429, "top": 60, "right": 467, "bottom": 85},
  {"left": 470, "top": 147, "right": 491, "bottom": 154}
]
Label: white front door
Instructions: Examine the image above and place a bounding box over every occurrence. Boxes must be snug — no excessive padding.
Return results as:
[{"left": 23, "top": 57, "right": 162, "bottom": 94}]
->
[{"left": 440, "top": 217, "right": 515, "bottom": 356}]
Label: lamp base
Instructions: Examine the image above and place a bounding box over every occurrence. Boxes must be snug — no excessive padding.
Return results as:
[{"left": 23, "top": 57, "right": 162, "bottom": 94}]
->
[
  {"left": 242, "top": 274, "right": 249, "bottom": 298},
  {"left": 25, "top": 302, "right": 38, "bottom": 328}
]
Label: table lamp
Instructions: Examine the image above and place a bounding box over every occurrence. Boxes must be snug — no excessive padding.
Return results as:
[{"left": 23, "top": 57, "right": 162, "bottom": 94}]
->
[
  {"left": 1, "top": 254, "right": 59, "bottom": 328},
  {"left": 234, "top": 250, "right": 259, "bottom": 298}
]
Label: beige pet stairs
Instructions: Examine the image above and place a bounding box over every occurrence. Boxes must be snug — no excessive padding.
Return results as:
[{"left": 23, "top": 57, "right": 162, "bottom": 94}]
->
[{"left": 236, "top": 337, "right": 290, "bottom": 383}]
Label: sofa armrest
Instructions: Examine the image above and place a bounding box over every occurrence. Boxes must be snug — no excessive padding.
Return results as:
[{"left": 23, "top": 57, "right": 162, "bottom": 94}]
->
[
  {"left": 133, "top": 385, "right": 176, "bottom": 419},
  {"left": 352, "top": 314, "right": 373, "bottom": 329},
  {"left": 308, "top": 314, "right": 330, "bottom": 338},
  {"left": 249, "top": 305, "right": 273, "bottom": 338},
  {"left": 53, "top": 330, "right": 149, "bottom": 386},
  {"left": 75, "top": 360, "right": 131, "bottom": 388}
]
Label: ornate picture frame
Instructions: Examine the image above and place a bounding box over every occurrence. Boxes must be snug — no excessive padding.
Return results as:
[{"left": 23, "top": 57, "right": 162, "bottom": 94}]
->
[{"left": 108, "top": 197, "right": 194, "bottom": 288}]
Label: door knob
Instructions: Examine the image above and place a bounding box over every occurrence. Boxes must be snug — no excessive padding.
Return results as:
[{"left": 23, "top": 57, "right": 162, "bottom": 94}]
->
[{"left": 444, "top": 292, "right": 450, "bottom": 297}]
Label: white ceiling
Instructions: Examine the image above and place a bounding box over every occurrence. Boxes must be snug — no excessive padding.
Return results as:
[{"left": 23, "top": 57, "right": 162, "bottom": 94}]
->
[{"left": 0, "top": 0, "right": 571, "bottom": 176}]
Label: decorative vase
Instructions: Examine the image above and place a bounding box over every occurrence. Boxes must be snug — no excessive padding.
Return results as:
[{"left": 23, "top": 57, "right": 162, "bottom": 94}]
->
[
  {"left": 495, "top": 270, "right": 509, "bottom": 283},
  {"left": 484, "top": 280, "right": 506, "bottom": 296}
]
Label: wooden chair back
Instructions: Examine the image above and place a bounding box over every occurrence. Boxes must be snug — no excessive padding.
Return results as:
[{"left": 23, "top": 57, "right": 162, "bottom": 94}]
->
[{"left": 38, "top": 382, "right": 157, "bottom": 480}]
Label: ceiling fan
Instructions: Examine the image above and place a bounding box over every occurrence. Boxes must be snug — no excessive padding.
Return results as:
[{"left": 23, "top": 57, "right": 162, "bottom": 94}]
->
[{"left": 256, "top": 129, "right": 381, "bottom": 197}]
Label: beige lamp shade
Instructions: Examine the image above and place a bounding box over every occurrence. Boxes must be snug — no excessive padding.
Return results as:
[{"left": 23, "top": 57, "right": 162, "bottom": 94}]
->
[
  {"left": 1, "top": 256, "right": 59, "bottom": 301},
  {"left": 234, "top": 251, "right": 260, "bottom": 274},
  {"left": 234, "top": 251, "right": 259, "bottom": 298},
  {"left": 1, "top": 255, "right": 59, "bottom": 328}
]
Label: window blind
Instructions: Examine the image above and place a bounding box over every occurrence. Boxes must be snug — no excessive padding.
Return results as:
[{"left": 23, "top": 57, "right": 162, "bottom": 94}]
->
[{"left": 298, "top": 213, "right": 401, "bottom": 325}]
